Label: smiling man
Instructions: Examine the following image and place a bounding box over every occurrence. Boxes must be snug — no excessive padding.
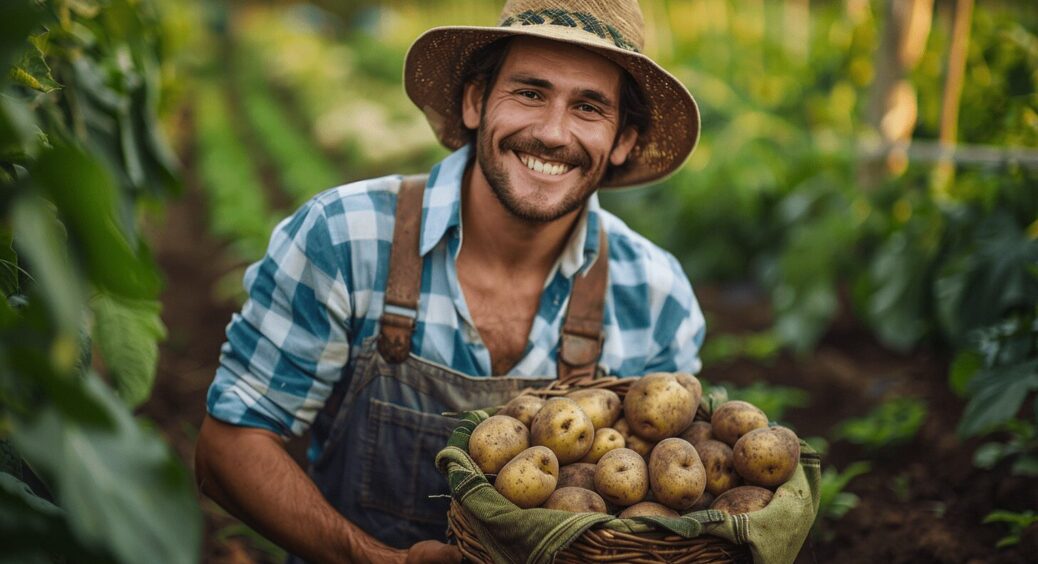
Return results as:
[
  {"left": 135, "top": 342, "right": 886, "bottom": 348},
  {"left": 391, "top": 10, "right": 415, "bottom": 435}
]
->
[{"left": 195, "top": 1, "right": 704, "bottom": 563}]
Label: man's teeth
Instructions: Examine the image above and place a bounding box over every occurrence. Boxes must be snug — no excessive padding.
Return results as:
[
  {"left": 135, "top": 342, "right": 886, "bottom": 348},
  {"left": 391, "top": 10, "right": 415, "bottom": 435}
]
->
[{"left": 519, "top": 153, "right": 571, "bottom": 176}]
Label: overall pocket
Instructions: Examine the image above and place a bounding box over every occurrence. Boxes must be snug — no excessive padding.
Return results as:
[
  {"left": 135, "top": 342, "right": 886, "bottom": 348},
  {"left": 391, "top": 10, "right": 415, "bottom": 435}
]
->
[{"left": 359, "top": 398, "right": 457, "bottom": 524}]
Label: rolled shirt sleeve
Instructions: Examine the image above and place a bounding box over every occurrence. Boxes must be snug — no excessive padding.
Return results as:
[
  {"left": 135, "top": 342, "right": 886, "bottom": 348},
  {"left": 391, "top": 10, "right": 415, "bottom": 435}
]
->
[{"left": 207, "top": 199, "right": 353, "bottom": 438}]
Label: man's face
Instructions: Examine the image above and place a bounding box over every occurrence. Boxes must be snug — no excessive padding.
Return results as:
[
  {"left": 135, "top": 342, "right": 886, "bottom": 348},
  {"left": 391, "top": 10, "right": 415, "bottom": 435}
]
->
[{"left": 462, "top": 37, "right": 638, "bottom": 224}]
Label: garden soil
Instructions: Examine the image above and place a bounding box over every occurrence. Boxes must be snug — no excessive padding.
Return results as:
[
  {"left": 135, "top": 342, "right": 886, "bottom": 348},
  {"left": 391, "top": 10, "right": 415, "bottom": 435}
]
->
[{"left": 141, "top": 116, "right": 1034, "bottom": 563}]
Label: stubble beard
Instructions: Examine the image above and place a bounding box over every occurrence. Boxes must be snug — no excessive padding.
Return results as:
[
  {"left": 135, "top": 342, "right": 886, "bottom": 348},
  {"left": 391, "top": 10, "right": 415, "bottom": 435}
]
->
[{"left": 475, "top": 122, "right": 604, "bottom": 225}]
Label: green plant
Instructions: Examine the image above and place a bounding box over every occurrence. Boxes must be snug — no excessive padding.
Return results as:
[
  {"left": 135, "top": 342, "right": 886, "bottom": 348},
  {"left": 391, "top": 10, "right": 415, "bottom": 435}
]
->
[
  {"left": 812, "top": 461, "right": 870, "bottom": 541},
  {"left": 720, "top": 380, "right": 810, "bottom": 422},
  {"left": 983, "top": 510, "right": 1038, "bottom": 549},
  {"left": 700, "top": 329, "right": 783, "bottom": 366},
  {"left": 833, "top": 397, "right": 928, "bottom": 450},
  {"left": 972, "top": 412, "right": 1038, "bottom": 477},
  {"left": 0, "top": 1, "right": 200, "bottom": 562}
]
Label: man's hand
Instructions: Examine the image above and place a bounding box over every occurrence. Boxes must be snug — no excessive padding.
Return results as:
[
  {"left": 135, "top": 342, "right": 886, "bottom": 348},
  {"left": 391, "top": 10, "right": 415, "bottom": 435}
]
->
[{"left": 405, "top": 540, "right": 463, "bottom": 564}]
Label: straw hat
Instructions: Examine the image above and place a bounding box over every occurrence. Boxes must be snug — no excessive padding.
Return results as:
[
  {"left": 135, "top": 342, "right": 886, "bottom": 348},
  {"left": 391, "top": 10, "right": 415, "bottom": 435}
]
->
[{"left": 404, "top": 0, "right": 700, "bottom": 188}]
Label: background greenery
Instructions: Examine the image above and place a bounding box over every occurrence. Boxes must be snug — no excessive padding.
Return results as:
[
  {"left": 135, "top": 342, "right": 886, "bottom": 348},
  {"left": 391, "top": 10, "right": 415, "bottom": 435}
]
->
[{"left": 1, "top": 0, "right": 1035, "bottom": 561}]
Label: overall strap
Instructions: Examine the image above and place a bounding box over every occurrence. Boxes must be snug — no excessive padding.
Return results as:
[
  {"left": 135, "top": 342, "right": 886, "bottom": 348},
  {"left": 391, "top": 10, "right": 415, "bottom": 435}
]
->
[
  {"left": 377, "top": 174, "right": 429, "bottom": 364},
  {"left": 557, "top": 228, "right": 609, "bottom": 383}
]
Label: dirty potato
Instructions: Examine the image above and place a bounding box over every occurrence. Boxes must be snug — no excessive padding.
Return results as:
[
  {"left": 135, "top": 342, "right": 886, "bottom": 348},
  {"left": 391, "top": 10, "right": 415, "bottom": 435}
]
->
[
  {"left": 711, "top": 400, "right": 769, "bottom": 446},
  {"left": 696, "top": 439, "right": 742, "bottom": 496},
  {"left": 648, "top": 438, "right": 707, "bottom": 511},
  {"left": 566, "top": 389, "right": 622, "bottom": 429},
  {"left": 581, "top": 427, "right": 626, "bottom": 463},
  {"left": 674, "top": 372, "right": 703, "bottom": 415},
  {"left": 624, "top": 373, "right": 697, "bottom": 441},
  {"left": 594, "top": 448, "right": 649, "bottom": 507},
  {"left": 468, "top": 415, "right": 530, "bottom": 475},
  {"left": 494, "top": 446, "right": 559, "bottom": 509},
  {"left": 710, "top": 485, "right": 774, "bottom": 515},
  {"left": 542, "top": 486, "right": 608, "bottom": 513},
  {"left": 531, "top": 397, "right": 595, "bottom": 465},
  {"left": 689, "top": 491, "right": 715, "bottom": 512},
  {"left": 613, "top": 418, "right": 656, "bottom": 459},
  {"left": 498, "top": 395, "right": 545, "bottom": 428},
  {"left": 618, "top": 501, "right": 679, "bottom": 518},
  {"left": 558, "top": 463, "right": 598, "bottom": 491},
  {"left": 679, "top": 421, "right": 714, "bottom": 447},
  {"left": 732, "top": 426, "right": 800, "bottom": 487}
]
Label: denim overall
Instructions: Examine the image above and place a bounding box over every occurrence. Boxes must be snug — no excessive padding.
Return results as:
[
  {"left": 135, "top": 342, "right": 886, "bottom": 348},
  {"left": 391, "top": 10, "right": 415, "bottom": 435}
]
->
[{"left": 296, "top": 175, "right": 609, "bottom": 555}]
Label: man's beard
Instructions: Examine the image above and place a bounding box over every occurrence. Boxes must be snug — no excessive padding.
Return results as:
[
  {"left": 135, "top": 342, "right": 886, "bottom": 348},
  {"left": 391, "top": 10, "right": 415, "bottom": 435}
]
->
[{"left": 475, "top": 123, "right": 604, "bottom": 224}]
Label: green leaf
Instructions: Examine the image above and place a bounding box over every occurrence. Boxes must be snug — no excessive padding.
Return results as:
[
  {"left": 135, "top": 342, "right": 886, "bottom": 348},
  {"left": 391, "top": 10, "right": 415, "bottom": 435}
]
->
[
  {"left": 1011, "top": 454, "right": 1038, "bottom": 476},
  {"left": 0, "top": 471, "right": 101, "bottom": 562},
  {"left": 90, "top": 293, "right": 166, "bottom": 407},
  {"left": 958, "top": 360, "right": 1038, "bottom": 437},
  {"left": 865, "top": 232, "right": 930, "bottom": 351},
  {"left": 834, "top": 397, "right": 928, "bottom": 449},
  {"left": 10, "top": 372, "right": 202, "bottom": 564},
  {"left": 0, "top": 94, "right": 41, "bottom": 162},
  {"left": 973, "top": 442, "right": 1007, "bottom": 469},
  {"left": 11, "top": 195, "right": 83, "bottom": 336},
  {"left": 9, "top": 34, "right": 60, "bottom": 93},
  {"left": 949, "top": 350, "right": 983, "bottom": 397},
  {"left": 32, "top": 144, "right": 160, "bottom": 300},
  {"left": 0, "top": 1, "right": 44, "bottom": 80}
]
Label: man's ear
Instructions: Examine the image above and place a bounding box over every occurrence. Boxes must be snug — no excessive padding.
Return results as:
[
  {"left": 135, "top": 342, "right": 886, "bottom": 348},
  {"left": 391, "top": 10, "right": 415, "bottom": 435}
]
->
[
  {"left": 462, "top": 81, "right": 485, "bottom": 130},
  {"left": 609, "top": 126, "right": 639, "bottom": 167}
]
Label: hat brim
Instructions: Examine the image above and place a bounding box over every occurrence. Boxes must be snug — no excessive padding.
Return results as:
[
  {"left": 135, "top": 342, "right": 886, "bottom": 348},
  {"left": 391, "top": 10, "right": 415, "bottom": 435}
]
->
[{"left": 404, "top": 25, "right": 700, "bottom": 189}]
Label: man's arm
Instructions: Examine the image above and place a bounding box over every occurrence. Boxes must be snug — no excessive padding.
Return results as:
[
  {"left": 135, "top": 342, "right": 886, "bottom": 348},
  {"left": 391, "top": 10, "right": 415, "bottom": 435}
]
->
[{"left": 194, "top": 415, "right": 405, "bottom": 563}]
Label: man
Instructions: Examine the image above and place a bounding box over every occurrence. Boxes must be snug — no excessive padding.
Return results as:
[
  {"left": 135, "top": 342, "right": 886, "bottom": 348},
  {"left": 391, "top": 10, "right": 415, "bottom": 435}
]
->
[{"left": 194, "top": 1, "right": 705, "bottom": 562}]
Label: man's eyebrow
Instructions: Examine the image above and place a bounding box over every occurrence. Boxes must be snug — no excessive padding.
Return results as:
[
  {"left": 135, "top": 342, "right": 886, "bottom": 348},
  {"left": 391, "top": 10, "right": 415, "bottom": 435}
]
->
[{"left": 506, "top": 74, "right": 616, "bottom": 108}]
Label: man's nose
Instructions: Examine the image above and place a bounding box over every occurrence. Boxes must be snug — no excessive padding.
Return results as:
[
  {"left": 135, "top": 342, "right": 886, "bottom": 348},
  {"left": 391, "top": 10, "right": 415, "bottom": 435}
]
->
[{"left": 530, "top": 103, "right": 572, "bottom": 148}]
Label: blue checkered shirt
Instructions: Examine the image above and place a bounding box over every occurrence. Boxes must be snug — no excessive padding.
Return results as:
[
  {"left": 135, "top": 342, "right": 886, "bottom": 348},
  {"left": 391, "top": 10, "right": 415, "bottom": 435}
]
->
[{"left": 207, "top": 145, "right": 706, "bottom": 444}]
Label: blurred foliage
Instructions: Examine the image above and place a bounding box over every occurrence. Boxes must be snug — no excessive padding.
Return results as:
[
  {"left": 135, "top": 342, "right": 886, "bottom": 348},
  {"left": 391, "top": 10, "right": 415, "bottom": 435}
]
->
[
  {"left": 811, "top": 460, "right": 870, "bottom": 542},
  {"left": 0, "top": 1, "right": 200, "bottom": 562},
  {"left": 718, "top": 380, "right": 810, "bottom": 423},
  {"left": 983, "top": 510, "right": 1038, "bottom": 549},
  {"left": 832, "top": 396, "right": 927, "bottom": 450}
]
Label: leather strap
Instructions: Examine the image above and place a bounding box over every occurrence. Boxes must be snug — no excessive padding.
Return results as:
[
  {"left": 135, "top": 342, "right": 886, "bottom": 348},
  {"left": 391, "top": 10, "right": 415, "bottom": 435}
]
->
[
  {"left": 377, "top": 175, "right": 429, "bottom": 364},
  {"left": 377, "top": 173, "right": 609, "bottom": 379},
  {"left": 557, "top": 228, "right": 609, "bottom": 384}
]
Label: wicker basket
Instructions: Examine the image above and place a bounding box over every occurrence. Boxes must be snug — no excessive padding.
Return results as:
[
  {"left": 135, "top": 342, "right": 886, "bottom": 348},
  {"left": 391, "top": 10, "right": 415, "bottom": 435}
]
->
[{"left": 444, "top": 374, "right": 757, "bottom": 563}]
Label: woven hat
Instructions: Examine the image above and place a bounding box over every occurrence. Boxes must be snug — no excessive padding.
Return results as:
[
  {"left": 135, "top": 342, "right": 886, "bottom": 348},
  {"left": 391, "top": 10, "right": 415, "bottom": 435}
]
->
[{"left": 404, "top": 0, "right": 700, "bottom": 188}]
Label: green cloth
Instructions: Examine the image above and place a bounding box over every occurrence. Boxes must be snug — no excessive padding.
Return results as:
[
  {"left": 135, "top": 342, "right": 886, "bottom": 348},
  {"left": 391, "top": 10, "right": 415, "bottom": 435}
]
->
[{"left": 436, "top": 408, "right": 821, "bottom": 564}]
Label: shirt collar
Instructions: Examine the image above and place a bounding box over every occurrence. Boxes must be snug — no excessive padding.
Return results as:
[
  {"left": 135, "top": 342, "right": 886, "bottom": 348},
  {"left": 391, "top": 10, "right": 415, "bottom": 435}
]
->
[{"left": 419, "top": 144, "right": 604, "bottom": 277}]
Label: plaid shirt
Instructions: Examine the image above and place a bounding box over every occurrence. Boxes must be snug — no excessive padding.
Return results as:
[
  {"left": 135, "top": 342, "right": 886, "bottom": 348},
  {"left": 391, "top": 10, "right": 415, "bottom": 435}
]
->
[{"left": 207, "top": 145, "right": 706, "bottom": 440}]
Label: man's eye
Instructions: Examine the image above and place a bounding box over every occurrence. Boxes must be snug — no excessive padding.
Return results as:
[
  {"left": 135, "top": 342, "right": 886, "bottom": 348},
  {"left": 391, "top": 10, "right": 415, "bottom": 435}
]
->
[
  {"left": 577, "top": 103, "right": 601, "bottom": 114},
  {"left": 518, "top": 90, "right": 540, "bottom": 100}
]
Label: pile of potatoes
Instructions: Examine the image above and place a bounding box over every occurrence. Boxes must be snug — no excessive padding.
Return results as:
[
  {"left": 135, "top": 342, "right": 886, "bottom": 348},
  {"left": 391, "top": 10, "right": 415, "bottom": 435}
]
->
[{"left": 467, "top": 373, "right": 801, "bottom": 518}]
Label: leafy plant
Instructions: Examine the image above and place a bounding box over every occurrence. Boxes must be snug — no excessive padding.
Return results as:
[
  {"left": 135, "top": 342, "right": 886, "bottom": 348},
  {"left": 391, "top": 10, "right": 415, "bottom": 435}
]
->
[
  {"left": 833, "top": 397, "right": 928, "bottom": 450},
  {"left": 721, "top": 380, "right": 810, "bottom": 422},
  {"left": 983, "top": 510, "right": 1038, "bottom": 549},
  {"left": 812, "top": 461, "right": 870, "bottom": 541},
  {"left": 0, "top": 1, "right": 201, "bottom": 562},
  {"left": 972, "top": 412, "right": 1038, "bottom": 477}
]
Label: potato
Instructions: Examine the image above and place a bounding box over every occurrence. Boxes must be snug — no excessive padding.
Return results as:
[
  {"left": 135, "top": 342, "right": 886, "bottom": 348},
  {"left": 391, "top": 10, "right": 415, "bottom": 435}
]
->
[
  {"left": 594, "top": 448, "right": 649, "bottom": 507},
  {"left": 696, "top": 439, "right": 742, "bottom": 496},
  {"left": 494, "top": 446, "right": 559, "bottom": 508},
  {"left": 711, "top": 400, "right": 769, "bottom": 446},
  {"left": 689, "top": 491, "right": 715, "bottom": 512},
  {"left": 542, "top": 486, "right": 608, "bottom": 513},
  {"left": 612, "top": 418, "right": 656, "bottom": 459},
  {"left": 498, "top": 395, "right": 545, "bottom": 428},
  {"left": 679, "top": 421, "right": 714, "bottom": 447},
  {"left": 710, "top": 485, "right": 774, "bottom": 515},
  {"left": 732, "top": 426, "right": 800, "bottom": 487},
  {"left": 648, "top": 438, "right": 707, "bottom": 511},
  {"left": 623, "top": 373, "right": 697, "bottom": 441},
  {"left": 581, "top": 427, "right": 625, "bottom": 463},
  {"left": 565, "top": 389, "right": 622, "bottom": 429},
  {"left": 558, "top": 463, "right": 597, "bottom": 491},
  {"left": 531, "top": 397, "right": 595, "bottom": 465},
  {"left": 468, "top": 415, "right": 530, "bottom": 474},
  {"left": 618, "top": 501, "right": 679, "bottom": 519},
  {"left": 674, "top": 372, "right": 703, "bottom": 415}
]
